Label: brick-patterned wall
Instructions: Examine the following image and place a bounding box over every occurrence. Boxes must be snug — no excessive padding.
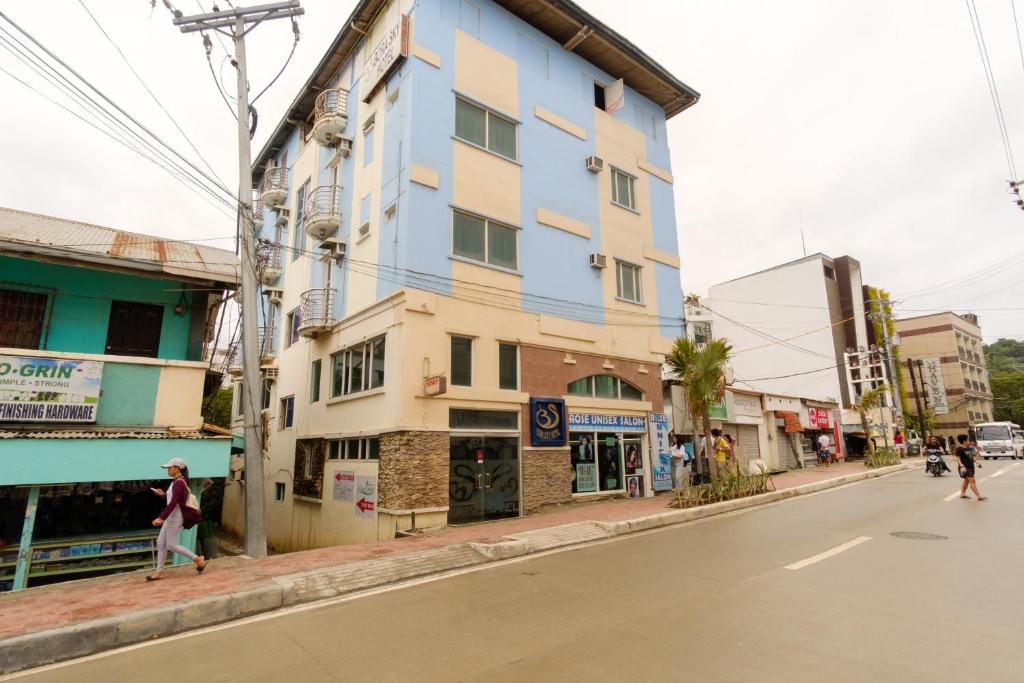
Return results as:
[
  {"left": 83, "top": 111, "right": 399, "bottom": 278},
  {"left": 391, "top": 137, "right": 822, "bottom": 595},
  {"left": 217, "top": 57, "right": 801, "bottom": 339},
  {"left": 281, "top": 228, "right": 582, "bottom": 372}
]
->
[
  {"left": 293, "top": 439, "right": 325, "bottom": 498},
  {"left": 522, "top": 448, "right": 571, "bottom": 512},
  {"left": 520, "top": 346, "right": 663, "bottom": 411},
  {"left": 378, "top": 431, "right": 450, "bottom": 510}
]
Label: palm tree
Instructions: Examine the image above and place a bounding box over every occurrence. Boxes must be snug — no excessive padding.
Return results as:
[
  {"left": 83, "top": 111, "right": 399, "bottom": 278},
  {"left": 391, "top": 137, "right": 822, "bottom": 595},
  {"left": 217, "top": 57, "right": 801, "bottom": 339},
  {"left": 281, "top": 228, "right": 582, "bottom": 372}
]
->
[
  {"left": 852, "top": 384, "right": 888, "bottom": 456},
  {"left": 665, "top": 337, "right": 733, "bottom": 480}
]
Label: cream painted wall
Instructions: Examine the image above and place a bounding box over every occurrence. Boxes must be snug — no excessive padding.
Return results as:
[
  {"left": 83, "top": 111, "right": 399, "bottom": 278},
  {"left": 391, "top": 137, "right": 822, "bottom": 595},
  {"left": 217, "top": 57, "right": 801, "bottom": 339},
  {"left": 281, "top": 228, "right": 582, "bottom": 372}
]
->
[
  {"left": 454, "top": 30, "right": 519, "bottom": 118},
  {"left": 152, "top": 364, "right": 205, "bottom": 427}
]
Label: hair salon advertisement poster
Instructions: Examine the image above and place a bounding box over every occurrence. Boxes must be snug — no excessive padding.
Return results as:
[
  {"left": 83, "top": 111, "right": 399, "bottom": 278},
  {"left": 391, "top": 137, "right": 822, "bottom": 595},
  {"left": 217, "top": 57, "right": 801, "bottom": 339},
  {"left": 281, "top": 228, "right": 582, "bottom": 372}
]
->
[{"left": 648, "top": 412, "right": 673, "bottom": 492}]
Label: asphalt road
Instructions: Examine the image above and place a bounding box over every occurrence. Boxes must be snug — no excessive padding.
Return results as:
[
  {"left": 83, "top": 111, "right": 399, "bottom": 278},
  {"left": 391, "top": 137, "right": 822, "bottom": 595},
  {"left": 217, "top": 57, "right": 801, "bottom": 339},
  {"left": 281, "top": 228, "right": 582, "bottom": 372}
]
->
[{"left": 11, "top": 463, "right": 1024, "bottom": 683}]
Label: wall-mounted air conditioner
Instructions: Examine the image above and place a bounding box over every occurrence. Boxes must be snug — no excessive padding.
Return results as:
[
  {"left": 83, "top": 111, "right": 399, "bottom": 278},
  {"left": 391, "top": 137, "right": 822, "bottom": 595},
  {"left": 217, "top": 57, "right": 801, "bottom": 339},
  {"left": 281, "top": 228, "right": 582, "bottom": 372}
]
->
[
  {"left": 319, "top": 237, "right": 347, "bottom": 264},
  {"left": 585, "top": 155, "right": 604, "bottom": 173},
  {"left": 264, "top": 288, "right": 283, "bottom": 304},
  {"left": 336, "top": 136, "right": 353, "bottom": 158},
  {"left": 274, "top": 209, "right": 291, "bottom": 227},
  {"left": 589, "top": 253, "right": 607, "bottom": 269},
  {"left": 262, "top": 367, "right": 279, "bottom": 382}
]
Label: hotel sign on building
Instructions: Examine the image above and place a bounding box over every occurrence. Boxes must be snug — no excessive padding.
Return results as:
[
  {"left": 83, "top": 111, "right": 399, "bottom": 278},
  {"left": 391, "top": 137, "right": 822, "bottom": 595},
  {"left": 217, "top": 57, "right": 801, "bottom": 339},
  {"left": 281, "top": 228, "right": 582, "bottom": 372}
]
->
[
  {"left": 361, "top": 14, "right": 410, "bottom": 102},
  {"left": 0, "top": 356, "right": 103, "bottom": 423}
]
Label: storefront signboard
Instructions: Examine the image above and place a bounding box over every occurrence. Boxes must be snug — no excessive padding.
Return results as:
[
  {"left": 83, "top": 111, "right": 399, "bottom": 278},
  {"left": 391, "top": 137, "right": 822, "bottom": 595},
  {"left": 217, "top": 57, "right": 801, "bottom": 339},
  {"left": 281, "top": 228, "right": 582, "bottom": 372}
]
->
[
  {"left": 0, "top": 356, "right": 103, "bottom": 423},
  {"left": 333, "top": 471, "right": 355, "bottom": 502},
  {"left": 730, "top": 392, "right": 763, "bottom": 418},
  {"left": 528, "top": 397, "right": 567, "bottom": 446},
  {"left": 361, "top": 14, "right": 410, "bottom": 103},
  {"left": 708, "top": 399, "right": 729, "bottom": 421},
  {"left": 808, "top": 407, "right": 830, "bottom": 429},
  {"left": 568, "top": 413, "right": 646, "bottom": 432},
  {"left": 648, "top": 412, "right": 673, "bottom": 492},
  {"left": 354, "top": 475, "right": 377, "bottom": 518},
  {"left": 575, "top": 463, "right": 597, "bottom": 493},
  {"left": 424, "top": 374, "right": 447, "bottom": 397}
]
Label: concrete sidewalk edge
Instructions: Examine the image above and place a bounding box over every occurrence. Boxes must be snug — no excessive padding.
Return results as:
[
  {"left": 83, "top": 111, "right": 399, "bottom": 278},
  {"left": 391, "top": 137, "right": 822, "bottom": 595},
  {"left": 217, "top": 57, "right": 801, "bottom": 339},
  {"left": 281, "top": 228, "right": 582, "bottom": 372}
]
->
[{"left": 0, "top": 463, "right": 912, "bottom": 675}]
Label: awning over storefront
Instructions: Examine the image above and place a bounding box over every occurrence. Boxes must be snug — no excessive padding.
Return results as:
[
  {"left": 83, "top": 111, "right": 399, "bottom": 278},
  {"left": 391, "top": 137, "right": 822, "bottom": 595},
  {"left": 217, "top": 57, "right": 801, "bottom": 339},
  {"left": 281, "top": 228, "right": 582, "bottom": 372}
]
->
[{"left": 775, "top": 411, "right": 804, "bottom": 433}]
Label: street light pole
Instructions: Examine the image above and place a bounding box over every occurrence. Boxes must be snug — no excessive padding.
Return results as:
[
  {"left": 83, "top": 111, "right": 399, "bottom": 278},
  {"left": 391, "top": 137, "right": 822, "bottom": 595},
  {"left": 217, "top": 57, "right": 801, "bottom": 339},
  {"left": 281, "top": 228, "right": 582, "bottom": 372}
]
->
[{"left": 174, "top": 1, "right": 303, "bottom": 559}]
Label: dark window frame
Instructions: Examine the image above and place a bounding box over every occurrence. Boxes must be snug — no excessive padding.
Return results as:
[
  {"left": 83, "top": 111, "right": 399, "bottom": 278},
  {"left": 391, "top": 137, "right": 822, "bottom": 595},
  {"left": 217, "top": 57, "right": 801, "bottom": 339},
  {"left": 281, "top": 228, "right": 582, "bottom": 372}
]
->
[
  {"left": 0, "top": 285, "right": 52, "bottom": 350},
  {"left": 105, "top": 300, "right": 164, "bottom": 358}
]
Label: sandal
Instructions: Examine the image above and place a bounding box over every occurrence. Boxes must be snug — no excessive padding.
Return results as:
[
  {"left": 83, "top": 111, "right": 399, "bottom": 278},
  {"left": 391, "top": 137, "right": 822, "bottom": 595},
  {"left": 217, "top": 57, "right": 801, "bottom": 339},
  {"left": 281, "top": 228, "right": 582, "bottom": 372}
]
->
[
  {"left": 145, "top": 575, "right": 163, "bottom": 582},
  {"left": 978, "top": 497, "right": 988, "bottom": 501},
  {"left": 195, "top": 557, "right": 207, "bottom": 574}
]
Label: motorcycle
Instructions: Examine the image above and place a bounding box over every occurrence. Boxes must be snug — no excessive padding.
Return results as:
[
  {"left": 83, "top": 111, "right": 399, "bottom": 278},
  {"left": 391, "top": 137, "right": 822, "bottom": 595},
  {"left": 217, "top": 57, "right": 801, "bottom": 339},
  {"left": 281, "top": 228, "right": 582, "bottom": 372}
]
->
[{"left": 925, "top": 449, "right": 948, "bottom": 477}]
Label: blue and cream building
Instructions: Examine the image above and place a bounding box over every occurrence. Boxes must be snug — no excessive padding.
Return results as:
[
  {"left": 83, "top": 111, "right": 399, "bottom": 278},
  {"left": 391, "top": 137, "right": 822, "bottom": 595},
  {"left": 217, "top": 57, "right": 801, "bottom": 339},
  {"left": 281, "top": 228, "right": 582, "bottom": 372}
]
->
[
  {"left": 0, "top": 208, "right": 237, "bottom": 591},
  {"left": 224, "top": 0, "right": 698, "bottom": 550}
]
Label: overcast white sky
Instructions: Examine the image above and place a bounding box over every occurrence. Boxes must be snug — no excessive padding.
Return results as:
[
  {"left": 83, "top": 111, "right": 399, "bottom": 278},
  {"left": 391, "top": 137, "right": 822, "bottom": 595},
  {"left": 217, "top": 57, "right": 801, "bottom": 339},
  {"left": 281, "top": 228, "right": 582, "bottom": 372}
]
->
[{"left": 1, "top": 0, "right": 1022, "bottom": 341}]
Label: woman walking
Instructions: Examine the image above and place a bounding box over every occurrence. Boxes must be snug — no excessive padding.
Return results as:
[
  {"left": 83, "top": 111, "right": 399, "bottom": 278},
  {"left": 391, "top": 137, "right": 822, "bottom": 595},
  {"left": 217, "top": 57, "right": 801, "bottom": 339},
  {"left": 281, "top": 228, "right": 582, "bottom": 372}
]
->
[
  {"left": 956, "top": 434, "right": 988, "bottom": 501},
  {"left": 147, "top": 457, "right": 206, "bottom": 581}
]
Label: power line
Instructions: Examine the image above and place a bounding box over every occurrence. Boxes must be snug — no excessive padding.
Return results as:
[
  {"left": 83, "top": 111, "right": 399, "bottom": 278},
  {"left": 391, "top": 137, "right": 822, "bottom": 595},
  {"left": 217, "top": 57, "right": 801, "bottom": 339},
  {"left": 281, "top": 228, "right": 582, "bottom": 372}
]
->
[
  {"left": 77, "top": 0, "right": 228, "bottom": 188},
  {"left": 965, "top": 0, "right": 1017, "bottom": 179}
]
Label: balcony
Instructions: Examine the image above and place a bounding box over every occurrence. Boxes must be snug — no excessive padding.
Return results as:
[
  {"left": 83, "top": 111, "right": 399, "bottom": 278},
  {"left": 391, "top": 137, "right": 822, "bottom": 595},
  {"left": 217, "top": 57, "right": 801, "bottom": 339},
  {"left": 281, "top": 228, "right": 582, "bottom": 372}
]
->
[
  {"left": 312, "top": 88, "right": 349, "bottom": 145},
  {"left": 259, "top": 242, "right": 283, "bottom": 284},
  {"left": 260, "top": 166, "right": 288, "bottom": 209},
  {"left": 228, "top": 326, "right": 277, "bottom": 371},
  {"left": 304, "top": 185, "right": 341, "bottom": 240},
  {"left": 297, "top": 288, "right": 336, "bottom": 338}
]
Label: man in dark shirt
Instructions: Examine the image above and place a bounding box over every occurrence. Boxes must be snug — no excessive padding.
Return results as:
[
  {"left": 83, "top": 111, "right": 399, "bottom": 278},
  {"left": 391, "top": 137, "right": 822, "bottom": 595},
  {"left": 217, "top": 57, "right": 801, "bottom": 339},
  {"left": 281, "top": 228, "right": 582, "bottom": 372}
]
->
[{"left": 957, "top": 434, "right": 987, "bottom": 501}]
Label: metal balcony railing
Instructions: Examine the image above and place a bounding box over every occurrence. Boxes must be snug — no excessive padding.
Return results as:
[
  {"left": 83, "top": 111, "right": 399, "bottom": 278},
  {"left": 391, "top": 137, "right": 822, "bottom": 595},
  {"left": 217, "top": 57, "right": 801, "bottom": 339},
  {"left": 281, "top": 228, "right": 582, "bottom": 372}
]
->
[
  {"left": 297, "top": 288, "right": 336, "bottom": 337},
  {"left": 312, "top": 88, "right": 349, "bottom": 145},
  {"left": 259, "top": 242, "right": 283, "bottom": 284},
  {"left": 304, "top": 185, "right": 341, "bottom": 239},
  {"left": 260, "top": 166, "right": 288, "bottom": 208}
]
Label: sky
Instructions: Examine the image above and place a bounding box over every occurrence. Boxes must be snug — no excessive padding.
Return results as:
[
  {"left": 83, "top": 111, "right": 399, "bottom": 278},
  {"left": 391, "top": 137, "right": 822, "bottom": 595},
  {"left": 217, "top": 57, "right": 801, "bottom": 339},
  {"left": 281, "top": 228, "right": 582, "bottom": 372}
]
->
[{"left": 0, "top": 0, "right": 1022, "bottom": 342}]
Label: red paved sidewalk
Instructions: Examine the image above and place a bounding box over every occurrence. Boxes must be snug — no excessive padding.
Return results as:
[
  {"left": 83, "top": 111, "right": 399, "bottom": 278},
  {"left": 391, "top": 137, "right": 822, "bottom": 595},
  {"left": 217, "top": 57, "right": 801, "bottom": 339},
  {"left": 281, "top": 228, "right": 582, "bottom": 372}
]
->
[{"left": 0, "top": 459, "right": 914, "bottom": 640}]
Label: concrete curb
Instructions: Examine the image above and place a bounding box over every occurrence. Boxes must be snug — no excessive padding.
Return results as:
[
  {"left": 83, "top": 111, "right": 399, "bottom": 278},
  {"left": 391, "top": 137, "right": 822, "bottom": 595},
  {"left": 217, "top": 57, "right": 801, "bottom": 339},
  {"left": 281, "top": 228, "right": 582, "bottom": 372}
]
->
[{"left": 0, "top": 462, "right": 912, "bottom": 675}]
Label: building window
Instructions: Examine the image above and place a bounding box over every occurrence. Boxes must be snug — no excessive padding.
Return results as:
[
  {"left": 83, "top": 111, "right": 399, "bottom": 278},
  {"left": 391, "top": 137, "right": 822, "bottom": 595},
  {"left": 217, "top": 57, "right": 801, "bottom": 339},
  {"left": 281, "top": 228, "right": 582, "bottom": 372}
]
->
[
  {"left": 499, "top": 343, "right": 518, "bottom": 390},
  {"left": 286, "top": 308, "right": 301, "bottom": 347},
  {"left": 567, "top": 374, "right": 644, "bottom": 401},
  {"left": 570, "top": 431, "right": 626, "bottom": 493},
  {"left": 280, "top": 395, "right": 294, "bottom": 429},
  {"left": 615, "top": 261, "right": 643, "bottom": 304},
  {"left": 451, "top": 336, "right": 473, "bottom": 387},
  {"left": 611, "top": 168, "right": 637, "bottom": 211},
  {"left": 0, "top": 287, "right": 48, "bottom": 349},
  {"left": 824, "top": 265, "right": 836, "bottom": 280},
  {"left": 292, "top": 179, "right": 309, "bottom": 260},
  {"left": 363, "top": 114, "right": 375, "bottom": 166},
  {"left": 327, "top": 437, "right": 380, "bottom": 460},
  {"left": 454, "top": 97, "right": 518, "bottom": 161},
  {"left": 452, "top": 209, "right": 518, "bottom": 270},
  {"left": 593, "top": 82, "right": 606, "bottom": 110},
  {"left": 330, "top": 337, "right": 386, "bottom": 398},
  {"left": 261, "top": 378, "right": 272, "bottom": 410},
  {"left": 105, "top": 300, "right": 164, "bottom": 358},
  {"left": 310, "top": 359, "right": 322, "bottom": 403},
  {"left": 274, "top": 482, "right": 286, "bottom": 502}
]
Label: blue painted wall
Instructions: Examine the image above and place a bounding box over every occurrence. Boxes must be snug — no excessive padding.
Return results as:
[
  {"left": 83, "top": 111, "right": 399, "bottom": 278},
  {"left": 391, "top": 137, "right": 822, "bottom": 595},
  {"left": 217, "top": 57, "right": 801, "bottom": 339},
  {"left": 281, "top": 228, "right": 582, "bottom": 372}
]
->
[{"left": 0, "top": 256, "right": 194, "bottom": 360}]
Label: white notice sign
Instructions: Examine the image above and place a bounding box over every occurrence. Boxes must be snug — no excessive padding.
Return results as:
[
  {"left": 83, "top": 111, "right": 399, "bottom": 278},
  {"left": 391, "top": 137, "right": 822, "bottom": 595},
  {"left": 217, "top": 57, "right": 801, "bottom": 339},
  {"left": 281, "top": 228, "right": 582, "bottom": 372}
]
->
[
  {"left": 921, "top": 357, "right": 949, "bottom": 415},
  {"left": 333, "top": 471, "right": 355, "bottom": 502},
  {"left": 361, "top": 15, "right": 410, "bottom": 103},
  {"left": 354, "top": 475, "right": 377, "bottom": 518}
]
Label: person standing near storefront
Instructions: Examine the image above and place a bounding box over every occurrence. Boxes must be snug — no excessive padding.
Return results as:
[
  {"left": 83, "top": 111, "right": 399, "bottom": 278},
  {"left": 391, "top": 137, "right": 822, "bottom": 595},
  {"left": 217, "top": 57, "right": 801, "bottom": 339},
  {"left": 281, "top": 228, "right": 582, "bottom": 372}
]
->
[
  {"left": 147, "top": 458, "right": 206, "bottom": 581},
  {"left": 725, "top": 434, "right": 738, "bottom": 473},
  {"left": 711, "top": 429, "right": 730, "bottom": 478},
  {"left": 956, "top": 434, "right": 987, "bottom": 501},
  {"left": 670, "top": 434, "right": 689, "bottom": 489},
  {"left": 894, "top": 430, "right": 906, "bottom": 459},
  {"left": 817, "top": 433, "right": 832, "bottom": 467}
]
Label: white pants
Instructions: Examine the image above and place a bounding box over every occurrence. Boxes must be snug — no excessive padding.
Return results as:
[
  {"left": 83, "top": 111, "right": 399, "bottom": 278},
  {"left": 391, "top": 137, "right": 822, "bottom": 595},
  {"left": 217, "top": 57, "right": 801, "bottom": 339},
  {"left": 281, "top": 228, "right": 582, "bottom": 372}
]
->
[
  {"left": 672, "top": 463, "right": 690, "bottom": 489},
  {"left": 156, "top": 506, "right": 197, "bottom": 571}
]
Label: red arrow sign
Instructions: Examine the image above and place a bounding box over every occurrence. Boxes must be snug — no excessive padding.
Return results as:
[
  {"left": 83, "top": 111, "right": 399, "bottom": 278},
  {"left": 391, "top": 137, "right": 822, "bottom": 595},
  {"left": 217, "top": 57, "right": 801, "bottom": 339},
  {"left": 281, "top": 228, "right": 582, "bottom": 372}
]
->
[{"left": 356, "top": 498, "right": 375, "bottom": 512}]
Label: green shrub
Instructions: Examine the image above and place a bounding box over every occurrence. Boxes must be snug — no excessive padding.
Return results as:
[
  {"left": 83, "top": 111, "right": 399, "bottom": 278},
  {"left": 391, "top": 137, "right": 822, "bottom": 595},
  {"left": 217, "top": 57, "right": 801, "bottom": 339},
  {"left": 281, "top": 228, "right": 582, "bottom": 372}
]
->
[
  {"left": 865, "top": 447, "right": 900, "bottom": 468},
  {"left": 671, "top": 464, "right": 775, "bottom": 509}
]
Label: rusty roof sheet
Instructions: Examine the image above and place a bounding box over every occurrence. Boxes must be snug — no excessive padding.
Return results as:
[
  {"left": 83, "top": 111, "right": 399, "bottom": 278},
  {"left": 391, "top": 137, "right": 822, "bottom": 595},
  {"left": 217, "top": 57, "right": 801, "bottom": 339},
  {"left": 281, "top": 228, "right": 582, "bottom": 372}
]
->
[
  {"left": 0, "top": 428, "right": 225, "bottom": 440},
  {"left": 0, "top": 207, "right": 239, "bottom": 285}
]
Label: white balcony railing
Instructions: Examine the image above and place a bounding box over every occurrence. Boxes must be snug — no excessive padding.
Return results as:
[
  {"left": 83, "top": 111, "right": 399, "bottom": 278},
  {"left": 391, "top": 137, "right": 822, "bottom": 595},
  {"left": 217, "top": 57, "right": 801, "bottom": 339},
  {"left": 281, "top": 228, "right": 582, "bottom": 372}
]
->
[
  {"left": 304, "top": 185, "right": 341, "bottom": 239},
  {"left": 259, "top": 242, "right": 283, "bottom": 284},
  {"left": 228, "top": 325, "right": 277, "bottom": 371},
  {"left": 312, "top": 88, "right": 349, "bottom": 145},
  {"left": 297, "top": 288, "right": 336, "bottom": 338},
  {"left": 260, "top": 166, "right": 288, "bottom": 208}
]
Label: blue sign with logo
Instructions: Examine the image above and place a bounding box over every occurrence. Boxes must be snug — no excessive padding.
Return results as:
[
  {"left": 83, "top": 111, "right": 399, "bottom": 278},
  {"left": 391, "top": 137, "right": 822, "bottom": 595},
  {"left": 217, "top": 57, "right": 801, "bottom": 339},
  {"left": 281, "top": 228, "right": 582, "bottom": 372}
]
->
[{"left": 529, "top": 397, "right": 567, "bottom": 447}]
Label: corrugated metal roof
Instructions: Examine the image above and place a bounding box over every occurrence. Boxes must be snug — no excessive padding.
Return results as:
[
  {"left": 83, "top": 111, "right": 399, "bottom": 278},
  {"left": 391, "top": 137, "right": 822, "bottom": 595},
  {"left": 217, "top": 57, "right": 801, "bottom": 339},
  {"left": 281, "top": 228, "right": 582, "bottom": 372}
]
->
[
  {"left": 0, "top": 429, "right": 222, "bottom": 440},
  {"left": 0, "top": 207, "right": 239, "bottom": 285}
]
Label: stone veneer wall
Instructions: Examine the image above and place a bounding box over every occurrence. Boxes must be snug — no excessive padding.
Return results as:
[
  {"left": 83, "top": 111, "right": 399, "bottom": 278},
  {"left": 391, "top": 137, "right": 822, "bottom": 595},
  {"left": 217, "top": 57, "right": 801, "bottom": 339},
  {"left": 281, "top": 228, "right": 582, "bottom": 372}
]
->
[
  {"left": 378, "top": 430, "right": 450, "bottom": 510},
  {"left": 293, "top": 439, "right": 326, "bottom": 498},
  {"left": 521, "top": 449, "right": 572, "bottom": 512}
]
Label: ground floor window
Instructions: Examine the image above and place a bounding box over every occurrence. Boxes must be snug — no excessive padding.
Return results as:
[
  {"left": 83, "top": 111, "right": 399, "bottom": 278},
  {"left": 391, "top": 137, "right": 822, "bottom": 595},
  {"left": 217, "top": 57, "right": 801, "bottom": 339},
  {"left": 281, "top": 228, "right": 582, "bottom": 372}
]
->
[
  {"left": 327, "top": 437, "right": 380, "bottom": 460},
  {"left": 570, "top": 431, "right": 634, "bottom": 493}
]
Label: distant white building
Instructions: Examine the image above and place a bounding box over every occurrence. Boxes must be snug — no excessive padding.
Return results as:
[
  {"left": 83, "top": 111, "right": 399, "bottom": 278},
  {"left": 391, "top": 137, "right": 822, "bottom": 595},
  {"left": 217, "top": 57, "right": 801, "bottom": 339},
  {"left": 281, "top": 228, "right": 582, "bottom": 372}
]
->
[{"left": 707, "top": 253, "right": 871, "bottom": 406}]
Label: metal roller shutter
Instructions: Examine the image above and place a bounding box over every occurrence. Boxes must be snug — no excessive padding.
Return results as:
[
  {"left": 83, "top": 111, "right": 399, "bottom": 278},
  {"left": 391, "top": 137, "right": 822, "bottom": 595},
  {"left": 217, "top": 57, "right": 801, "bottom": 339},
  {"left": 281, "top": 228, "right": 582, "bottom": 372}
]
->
[{"left": 737, "top": 424, "right": 760, "bottom": 472}]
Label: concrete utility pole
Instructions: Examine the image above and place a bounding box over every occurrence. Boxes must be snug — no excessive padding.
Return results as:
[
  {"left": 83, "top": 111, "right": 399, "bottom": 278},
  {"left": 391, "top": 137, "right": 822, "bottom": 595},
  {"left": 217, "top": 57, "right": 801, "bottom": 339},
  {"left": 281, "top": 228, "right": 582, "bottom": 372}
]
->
[
  {"left": 907, "top": 358, "right": 929, "bottom": 447},
  {"left": 174, "top": 1, "right": 303, "bottom": 558}
]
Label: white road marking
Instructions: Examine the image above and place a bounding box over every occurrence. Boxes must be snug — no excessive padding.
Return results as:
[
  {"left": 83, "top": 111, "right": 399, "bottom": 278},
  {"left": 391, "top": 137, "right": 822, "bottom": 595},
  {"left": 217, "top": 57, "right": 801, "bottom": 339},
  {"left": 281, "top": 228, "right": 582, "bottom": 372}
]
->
[
  {"left": 942, "top": 463, "right": 1018, "bottom": 501},
  {"left": 943, "top": 490, "right": 964, "bottom": 502},
  {"left": 784, "top": 536, "right": 872, "bottom": 571}
]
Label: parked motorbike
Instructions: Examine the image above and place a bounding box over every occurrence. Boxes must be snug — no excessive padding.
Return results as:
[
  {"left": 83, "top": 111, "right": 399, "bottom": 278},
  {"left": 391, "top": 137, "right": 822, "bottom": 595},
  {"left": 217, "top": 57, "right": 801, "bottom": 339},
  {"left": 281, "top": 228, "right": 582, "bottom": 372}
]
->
[{"left": 925, "top": 449, "right": 948, "bottom": 477}]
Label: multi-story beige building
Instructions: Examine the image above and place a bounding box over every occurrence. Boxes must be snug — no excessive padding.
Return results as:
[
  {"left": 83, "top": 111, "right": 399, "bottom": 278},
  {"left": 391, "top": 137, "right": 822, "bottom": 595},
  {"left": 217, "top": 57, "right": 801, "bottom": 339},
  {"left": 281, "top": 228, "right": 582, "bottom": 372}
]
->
[{"left": 895, "top": 312, "right": 994, "bottom": 440}]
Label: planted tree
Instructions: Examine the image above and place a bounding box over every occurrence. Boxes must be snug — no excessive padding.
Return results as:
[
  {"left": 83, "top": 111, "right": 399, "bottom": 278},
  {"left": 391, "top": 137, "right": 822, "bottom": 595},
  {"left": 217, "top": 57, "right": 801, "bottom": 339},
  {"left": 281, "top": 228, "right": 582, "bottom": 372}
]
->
[{"left": 665, "top": 337, "right": 732, "bottom": 480}]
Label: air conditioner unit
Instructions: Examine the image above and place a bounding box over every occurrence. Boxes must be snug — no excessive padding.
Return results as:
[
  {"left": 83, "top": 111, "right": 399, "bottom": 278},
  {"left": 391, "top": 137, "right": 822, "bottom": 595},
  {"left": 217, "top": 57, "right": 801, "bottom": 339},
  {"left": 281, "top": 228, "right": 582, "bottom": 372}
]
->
[
  {"left": 589, "top": 253, "right": 607, "bottom": 269},
  {"left": 264, "top": 288, "right": 283, "bottom": 304},
  {"left": 319, "top": 237, "right": 347, "bottom": 263},
  {"left": 262, "top": 367, "right": 279, "bottom": 381},
  {"left": 585, "top": 155, "right": 604, "bottom": 173},
  {"left": 335, "top": 136, "right": 353, "bottom": 158}
]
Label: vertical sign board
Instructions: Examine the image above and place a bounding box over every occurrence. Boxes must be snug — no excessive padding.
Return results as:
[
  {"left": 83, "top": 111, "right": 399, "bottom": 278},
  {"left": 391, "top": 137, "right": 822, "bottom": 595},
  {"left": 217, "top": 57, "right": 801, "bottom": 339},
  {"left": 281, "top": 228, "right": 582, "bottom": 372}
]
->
[
  {"left": 921, "top": 357, "right": 949, "bottom": 415},
  {"left": 0, "top": 356, "right": 103, "bottom": 422},
  {"left": 355, "top": 475, "right": 377, "bottom": 518},
  {"left": 361, "top": 15, "right": 410, "bottom": 103},
  {"left": 529, "top": 397, "right": 567, "bottom": 447},
  {"left": 648, "top": 412, "right": 673, "bottom": 492}
]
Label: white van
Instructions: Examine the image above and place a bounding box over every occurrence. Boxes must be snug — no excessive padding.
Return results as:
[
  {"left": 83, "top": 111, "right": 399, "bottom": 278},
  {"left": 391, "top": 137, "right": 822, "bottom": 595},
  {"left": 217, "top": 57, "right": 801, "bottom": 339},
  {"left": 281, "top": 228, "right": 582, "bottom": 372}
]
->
[{"left": 974, "top": 422, "right": 1024, "bottom": 460}]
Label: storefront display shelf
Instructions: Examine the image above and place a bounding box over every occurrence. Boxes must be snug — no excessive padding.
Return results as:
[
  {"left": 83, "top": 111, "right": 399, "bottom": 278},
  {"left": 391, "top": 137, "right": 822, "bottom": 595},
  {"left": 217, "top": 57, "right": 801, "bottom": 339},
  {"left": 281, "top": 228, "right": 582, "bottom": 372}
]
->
[{"left": 27, "top": 558, "right": 153, "bottom": 578}]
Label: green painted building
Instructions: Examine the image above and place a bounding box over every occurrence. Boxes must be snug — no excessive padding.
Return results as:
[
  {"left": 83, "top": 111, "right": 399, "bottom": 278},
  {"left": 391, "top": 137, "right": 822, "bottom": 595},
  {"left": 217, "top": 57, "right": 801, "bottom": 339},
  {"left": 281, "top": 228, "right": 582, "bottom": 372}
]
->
[{"left": 0, "top": 207, "right": 238, "bottom": 591}]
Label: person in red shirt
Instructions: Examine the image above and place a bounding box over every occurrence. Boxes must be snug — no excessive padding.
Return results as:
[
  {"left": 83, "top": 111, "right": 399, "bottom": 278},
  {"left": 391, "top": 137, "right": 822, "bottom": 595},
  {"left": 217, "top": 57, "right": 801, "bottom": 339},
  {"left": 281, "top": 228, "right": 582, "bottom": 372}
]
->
[
  {"left": 893, "top": 430, "right": 906, "bottom": 459},
  {"left": 146, "top": 458, "right": 206, "bottom": 581}
]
